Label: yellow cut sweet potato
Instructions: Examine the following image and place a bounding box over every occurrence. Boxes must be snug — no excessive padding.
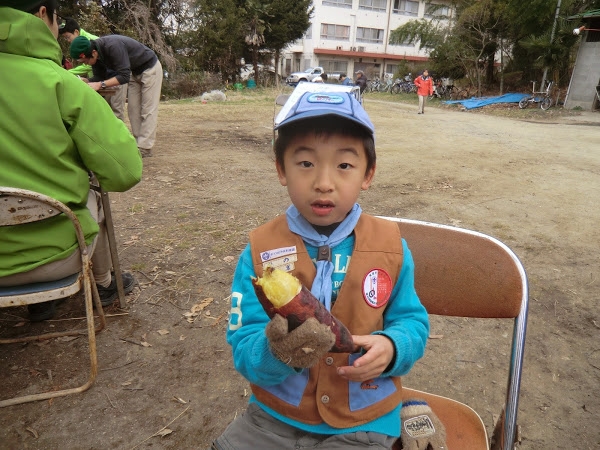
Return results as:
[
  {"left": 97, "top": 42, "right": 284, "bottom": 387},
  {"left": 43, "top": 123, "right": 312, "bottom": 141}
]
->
[{"left": 252, "top": 267, "right": 354, "bottom": 353}]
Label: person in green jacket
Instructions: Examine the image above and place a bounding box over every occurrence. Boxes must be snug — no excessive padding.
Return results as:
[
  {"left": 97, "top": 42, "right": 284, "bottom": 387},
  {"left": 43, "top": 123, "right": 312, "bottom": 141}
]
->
[
  {"left": 58, "top": 17, "right": 127, "bottom": 121},
  {"left": 0, "top": 0, "right": 143, "bottom": 321}
]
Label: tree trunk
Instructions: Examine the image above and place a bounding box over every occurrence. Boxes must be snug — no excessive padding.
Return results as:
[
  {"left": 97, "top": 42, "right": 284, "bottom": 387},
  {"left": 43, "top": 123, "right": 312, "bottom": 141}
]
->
[
  {"left": 253, "top": 47, "right": 259, "bottom": 86},
  {"left": 499, "top": 37, "right": 504, "bottom": 95},
  {"left": 274, "top": 50, "right": 281, "bottom": 88}
]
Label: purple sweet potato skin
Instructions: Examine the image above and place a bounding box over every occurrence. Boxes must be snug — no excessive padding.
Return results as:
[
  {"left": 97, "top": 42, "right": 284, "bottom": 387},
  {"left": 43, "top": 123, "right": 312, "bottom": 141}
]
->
[{"left": 252, "top": 281, "right": 354, "bottom": 353}]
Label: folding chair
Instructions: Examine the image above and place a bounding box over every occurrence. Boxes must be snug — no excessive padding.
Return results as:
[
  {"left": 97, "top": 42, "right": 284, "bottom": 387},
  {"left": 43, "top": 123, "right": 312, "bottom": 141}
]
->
[
  {"left": 0, "top": 187, "right": 107, "bottom": 407},
  {"left": 380, "top": 217, "right": 528, "bottom": 450}
]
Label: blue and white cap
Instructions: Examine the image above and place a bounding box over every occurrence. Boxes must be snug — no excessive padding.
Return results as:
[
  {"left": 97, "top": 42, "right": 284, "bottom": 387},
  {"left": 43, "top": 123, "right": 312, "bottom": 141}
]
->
[{"left": 275, "top": 92, "right": 374, "bottom": 137}]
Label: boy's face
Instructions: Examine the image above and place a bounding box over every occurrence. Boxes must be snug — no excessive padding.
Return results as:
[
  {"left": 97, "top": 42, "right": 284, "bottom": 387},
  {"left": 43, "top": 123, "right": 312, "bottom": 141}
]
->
[
  {"left": 61, "top": 29, "right": 80, "bottom": 43},
  {"left": 276, "top": 132, "right": 375, "bottom": 227}
]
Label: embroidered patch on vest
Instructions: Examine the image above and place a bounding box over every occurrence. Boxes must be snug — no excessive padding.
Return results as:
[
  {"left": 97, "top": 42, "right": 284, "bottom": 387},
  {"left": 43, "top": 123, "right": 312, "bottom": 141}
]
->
[
  {"left": 360, "top": 379, "right": 379, "bottom": 390},
  {"left": 362, "top": 269, "right": 392, "bottom": 308},
  {"left": 403, "top": 414, "right": 436, "bottom": 438},
  {"left": 260, "top": 246, "right": 296, "bottom": 262}
]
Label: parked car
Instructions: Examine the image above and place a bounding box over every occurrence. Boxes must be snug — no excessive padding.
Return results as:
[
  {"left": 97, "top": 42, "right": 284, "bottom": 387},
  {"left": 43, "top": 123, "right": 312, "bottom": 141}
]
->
[
  {"left": 240, "top": 64, "right": 275, "bottom": 82},
  {"left": 286, "top": 67, "right": 325, "bottom": 86}
]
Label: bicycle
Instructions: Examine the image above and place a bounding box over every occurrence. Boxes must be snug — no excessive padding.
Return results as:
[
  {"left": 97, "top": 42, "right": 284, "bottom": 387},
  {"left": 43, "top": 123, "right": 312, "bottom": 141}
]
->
[
  {"left": 519, "top": 80, "right": 554, "bottom": 111},
  {"left": 430, "top": 79, "right": 453, "bottom": 100},
  {"left": 366, "top": 77, "right": 382, "bottom": 93},
  {"left": 391, "top": 79, "right": 415, "bottom": 94}
]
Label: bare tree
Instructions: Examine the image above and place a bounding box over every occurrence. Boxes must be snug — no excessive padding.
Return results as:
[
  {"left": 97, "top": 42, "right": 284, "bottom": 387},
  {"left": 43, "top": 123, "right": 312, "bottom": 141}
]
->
[{"left": 121, "top": 1, "right": 177, "bottom": 74}]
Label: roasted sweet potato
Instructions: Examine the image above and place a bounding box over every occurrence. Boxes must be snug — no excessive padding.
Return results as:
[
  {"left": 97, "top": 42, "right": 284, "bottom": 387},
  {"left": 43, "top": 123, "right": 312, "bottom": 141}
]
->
[{"left": 252, "top": 267, "right": 354, "bottom": 353}]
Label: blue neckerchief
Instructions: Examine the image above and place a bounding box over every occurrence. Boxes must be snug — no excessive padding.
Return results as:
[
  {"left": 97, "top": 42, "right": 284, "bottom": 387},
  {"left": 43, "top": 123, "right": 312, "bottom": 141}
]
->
[{"left": 286, "top": 203, "right": 362, "bottom": 311}]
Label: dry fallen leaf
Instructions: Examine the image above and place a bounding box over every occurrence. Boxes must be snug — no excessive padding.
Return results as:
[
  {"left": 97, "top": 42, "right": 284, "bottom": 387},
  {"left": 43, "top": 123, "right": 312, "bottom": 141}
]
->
[
  {"left": 121, "top": 381, "right": 132, "bottom": 386},
  {"left": 141, "top": 341, "right": 152, "bottom": 348},
  {"left": 156, "top": 428, "right": 173, "bottom": 437},
  {"left": 157, "top": 329, "right": 170, "bottom": 336},
  {"left": 13, "top": 321, "right": 26, "bottom": 328},
  {"left": 26, "top": 427, "right": 38, "bottom": 439},
  {"left": 173, "top": 396, "right": 187, "bottom": 404},
  {"left": 183, "top": 298, "right": 214, "bottom": 323},
  {"left": 223, "top": 256, "right": 235, "bottom": 263},
  {"left": 429, "top": 334, "right": 444, "bottom": 339}
]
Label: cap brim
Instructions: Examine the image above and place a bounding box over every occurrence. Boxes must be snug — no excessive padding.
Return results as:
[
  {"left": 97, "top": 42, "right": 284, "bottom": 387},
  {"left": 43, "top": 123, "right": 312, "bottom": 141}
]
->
[{"left": 275, "top": 110, "right": 373, "bottom": 135}]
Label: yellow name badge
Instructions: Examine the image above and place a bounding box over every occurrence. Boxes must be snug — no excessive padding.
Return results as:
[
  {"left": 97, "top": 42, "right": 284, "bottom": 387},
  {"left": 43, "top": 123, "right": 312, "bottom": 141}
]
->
[{"left": 262, "top": 254, "right": 298, "bottom": 272}]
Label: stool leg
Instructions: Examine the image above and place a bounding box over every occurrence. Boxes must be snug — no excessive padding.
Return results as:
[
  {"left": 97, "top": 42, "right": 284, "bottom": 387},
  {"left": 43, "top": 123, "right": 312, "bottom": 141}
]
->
[{"left": 100, "top": 190, "right": 126, "bottom": 308}]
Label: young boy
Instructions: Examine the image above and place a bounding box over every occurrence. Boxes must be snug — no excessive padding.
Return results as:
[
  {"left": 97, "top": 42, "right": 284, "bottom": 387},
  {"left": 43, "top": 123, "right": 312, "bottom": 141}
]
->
[{"left": 212, "top": 92, "right": 430, "bottom": 449}]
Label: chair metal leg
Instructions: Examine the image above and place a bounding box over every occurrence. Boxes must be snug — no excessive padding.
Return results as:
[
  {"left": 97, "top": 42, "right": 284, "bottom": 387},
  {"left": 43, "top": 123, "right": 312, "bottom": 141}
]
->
[
  {"left": 100, "top": 190, "right": 126, "bottom": 308},
  {"left": 0, "top": 263, "right": 100, "bottom": 408}
]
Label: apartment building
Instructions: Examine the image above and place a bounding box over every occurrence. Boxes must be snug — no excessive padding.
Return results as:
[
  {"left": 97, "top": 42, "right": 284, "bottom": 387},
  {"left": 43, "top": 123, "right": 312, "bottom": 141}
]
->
[{"left": 280, "top": 0, "right": 452, "bottom": 79}]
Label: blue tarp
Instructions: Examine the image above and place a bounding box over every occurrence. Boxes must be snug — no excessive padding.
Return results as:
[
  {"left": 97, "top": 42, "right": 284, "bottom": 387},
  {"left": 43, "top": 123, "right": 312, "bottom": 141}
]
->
[{"left": 444, "top": 93, "right": 529, "bottom": 110}]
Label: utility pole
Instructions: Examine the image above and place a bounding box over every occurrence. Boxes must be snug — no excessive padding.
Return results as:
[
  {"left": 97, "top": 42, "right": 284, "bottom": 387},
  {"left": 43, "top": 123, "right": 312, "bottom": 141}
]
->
[{"left": 541, "top": 0, "right": 562, "bottom": 88}]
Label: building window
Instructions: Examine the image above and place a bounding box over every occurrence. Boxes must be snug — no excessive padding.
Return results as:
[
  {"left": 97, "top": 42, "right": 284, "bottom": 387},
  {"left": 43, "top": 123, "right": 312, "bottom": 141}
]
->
[
  {"left": 386, "top": 64, "right": 398, "bottom": 75},
  {"left": 389, "top": 36, "right": 415, "bottom": 47},
  {"left": 320, "top": 60, "right": 349, "bottom": 74},
  {"left": 356, "top": 27, "right": 384, "bottom": 43},
  {"left": 323, "top": 0, "right": 353, "bottom": 8},
  {"left": 425, "top": 3, "right": 450, "bottom": 18},
  {"left": 358, "top": 0, "right": 386, "bottom": 12},
  {"left": 321, "top": 23, "right": 351, "bottom": 40},
  {"left": 392, "top": 0, "right": 419, "bottom": 16},
  {"left": 305, "top": 24, "right": 313, "bottom": 39}
]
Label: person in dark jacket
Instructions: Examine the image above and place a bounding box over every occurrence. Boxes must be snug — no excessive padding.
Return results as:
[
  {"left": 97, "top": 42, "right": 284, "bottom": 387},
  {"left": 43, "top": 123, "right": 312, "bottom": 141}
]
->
[
  {"left": 354, "top": 70, "right": 367, "bottom": 94},
  {"left": 58, "top": 18, "right": 127, "bottom": 121},
  {"left": 70, "top": 34, "right": 162, "bottom": 157}
]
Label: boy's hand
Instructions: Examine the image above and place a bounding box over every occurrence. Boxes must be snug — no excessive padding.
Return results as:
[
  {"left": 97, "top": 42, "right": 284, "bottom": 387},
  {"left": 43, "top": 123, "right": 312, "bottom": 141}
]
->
[
  {"left": 266, "top": 314, "right": 335, "bottom": 368},
  {"left": 336, "top": 334, "right": 394, "bottom": 382}
]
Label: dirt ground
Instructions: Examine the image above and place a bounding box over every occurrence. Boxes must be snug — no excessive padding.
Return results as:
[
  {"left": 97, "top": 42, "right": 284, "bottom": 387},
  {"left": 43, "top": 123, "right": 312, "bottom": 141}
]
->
[{"left": 1, "top": 90, "right": 599, "bottom": 450}]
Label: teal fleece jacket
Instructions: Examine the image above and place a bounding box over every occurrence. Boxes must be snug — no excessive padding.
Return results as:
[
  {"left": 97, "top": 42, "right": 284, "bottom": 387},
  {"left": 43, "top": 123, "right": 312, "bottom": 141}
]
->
[{"left": 0, "top": 7, "right": 142, "bottom": 277}]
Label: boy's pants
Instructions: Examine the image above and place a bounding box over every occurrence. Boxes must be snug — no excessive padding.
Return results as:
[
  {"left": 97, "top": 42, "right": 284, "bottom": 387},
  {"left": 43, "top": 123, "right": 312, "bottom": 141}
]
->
[
  {"left": 211, "top": 403, "right": 397, "bottom": 450},
  {"left": 0, "top": 190, "right": 112, "bottom": 287}
]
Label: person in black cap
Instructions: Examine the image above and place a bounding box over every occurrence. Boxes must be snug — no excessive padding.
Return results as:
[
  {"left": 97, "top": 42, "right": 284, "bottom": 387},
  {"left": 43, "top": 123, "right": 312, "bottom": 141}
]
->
[
  {"left": 354, "top": 69, "right": 367, "bottom": 94},
  {"left": 70, "top": 34, "right": 162, "bottom": 158},
  {"left": 0, "top": 0, "right": 141, "bottom": 320}
]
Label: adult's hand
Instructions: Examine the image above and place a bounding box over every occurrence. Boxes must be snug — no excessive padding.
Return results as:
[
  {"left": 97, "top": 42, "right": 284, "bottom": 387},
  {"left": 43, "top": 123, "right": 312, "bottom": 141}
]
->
[{"left": 87, "top": 81, "right": 102, "bottom": 91}]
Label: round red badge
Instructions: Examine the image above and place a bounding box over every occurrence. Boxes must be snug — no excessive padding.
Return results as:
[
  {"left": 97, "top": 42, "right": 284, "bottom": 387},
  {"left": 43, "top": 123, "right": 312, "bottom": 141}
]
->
[{"left": 362, "top": 269, "right": 392, "bottom": 308}]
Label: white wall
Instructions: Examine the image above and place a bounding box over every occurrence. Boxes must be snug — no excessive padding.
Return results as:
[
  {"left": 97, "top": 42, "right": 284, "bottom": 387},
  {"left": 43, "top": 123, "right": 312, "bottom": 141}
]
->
[
  {"left": 565, "top": 38, "right": 600, "bottom": 110},
  {"left": 281, "top": 0, "right": 452, "bottom": 77}
]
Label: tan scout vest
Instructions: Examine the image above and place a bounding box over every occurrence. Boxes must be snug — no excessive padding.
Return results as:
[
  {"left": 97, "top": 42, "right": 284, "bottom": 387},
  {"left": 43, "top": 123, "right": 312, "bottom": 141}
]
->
[{"left": 249, "top": 214, "right": 404, "bottom": 428}]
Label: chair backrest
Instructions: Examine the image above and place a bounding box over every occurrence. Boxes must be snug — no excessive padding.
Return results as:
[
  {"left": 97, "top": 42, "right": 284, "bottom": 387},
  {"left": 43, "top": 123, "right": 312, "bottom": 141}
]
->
[
  {"left": 0, "top": 187, "right": 90, "bottom": 307},
  {"left": 0, "top": 190, "right": 62, "bottom": 226},
  {"left": 381, "top": 217, "right": 529, "bottom": 450},
  {"left": 0, "top": 187, "right": 82, "bottom": 235},
  {"left": 275, "top": 94, "right": 290, "bottom": 106}
]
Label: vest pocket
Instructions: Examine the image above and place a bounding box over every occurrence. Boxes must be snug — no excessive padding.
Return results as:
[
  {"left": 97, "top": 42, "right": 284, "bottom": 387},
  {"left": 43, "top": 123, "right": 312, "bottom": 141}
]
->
[
  {"left": 262, "top": 369, "right": 309, "bottom": 407},
  {"left": 347, "top": 353, "right": 397, "bottom": 411}
]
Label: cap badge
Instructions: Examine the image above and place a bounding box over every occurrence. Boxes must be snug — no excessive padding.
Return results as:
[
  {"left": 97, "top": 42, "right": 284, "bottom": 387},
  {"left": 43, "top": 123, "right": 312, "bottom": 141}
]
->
[{"left": 306, "top": 93, "right": 345, "bottom": 105}]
